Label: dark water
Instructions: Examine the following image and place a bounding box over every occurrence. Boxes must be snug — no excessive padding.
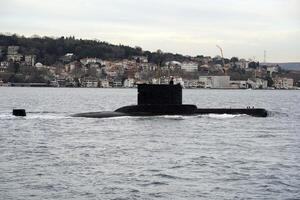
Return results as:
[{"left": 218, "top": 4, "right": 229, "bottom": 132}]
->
[{"left": 0, "top": 87, "right": 299, "bottom": 200}]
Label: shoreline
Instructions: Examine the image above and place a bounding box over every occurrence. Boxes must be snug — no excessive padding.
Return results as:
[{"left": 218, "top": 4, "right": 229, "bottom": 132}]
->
[{"left": 0, "top": 85, "right": 299, "bottom": 90}]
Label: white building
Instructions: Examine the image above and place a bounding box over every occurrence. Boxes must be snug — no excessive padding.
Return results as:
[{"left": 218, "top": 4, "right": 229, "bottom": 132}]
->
[
  {"left": 0, "top": 61, "right": 8, "bottom": 72},
  {"left": 123, "top": 78, "right": 135, "bottom": 88},
  {"left": 230, "top": 80, "right": 247, "bottom": 89},
  {"left": 247, "top": 78, "right": 268, "bottom": 89},
  {"left": 100, "top": 80, "right": 110, "bottom": 88},
  {"left": 274, "top": 78, "right": 293, "bottom": 89},
  {"left": 184, "top": 80, "right": 200, "bottom": 88},
  {"left": 7, "top": 54, "right": 23, "bottom": 62},
  {"left": 85, "top": 80, "right": 98, "bottom": 88},
  {"left": 35, "top": 62, "right": 44, "bottom": 69},
  {"left": 199, "top": 76, "right": 230, "bottom": 88},
  {"left": 113, "top": 81, "right": 123, "bottom": 87},
  {"left": 266, "top": 65, "right": 279, "bottom": 76},
  {"left": 181, "top": 62, "right": 198, "bottom": 72},
  {"left": 80, "top": 57, "right": 104, "bottom": 65},
  {"left": 7, "top": 46, "right": 20, "bottom": 55}
]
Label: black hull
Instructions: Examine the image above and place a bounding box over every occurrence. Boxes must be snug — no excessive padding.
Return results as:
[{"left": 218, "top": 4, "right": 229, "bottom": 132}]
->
[{"left": 72, "top": 105, "right": 268, "bottom": 118}]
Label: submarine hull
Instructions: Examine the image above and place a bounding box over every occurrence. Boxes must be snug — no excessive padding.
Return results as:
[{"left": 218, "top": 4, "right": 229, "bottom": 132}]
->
[
  {"left": 72, "top": 105, "right": 268, "bottom": 118},
  {"left": 196, "top": 108, "right": 268, "bottom": 117}
]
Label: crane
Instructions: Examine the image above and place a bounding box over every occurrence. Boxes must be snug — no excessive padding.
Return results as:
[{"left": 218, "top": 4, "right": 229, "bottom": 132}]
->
[{"left": 216, "top": 45, "right": 227, "bottom": 75}]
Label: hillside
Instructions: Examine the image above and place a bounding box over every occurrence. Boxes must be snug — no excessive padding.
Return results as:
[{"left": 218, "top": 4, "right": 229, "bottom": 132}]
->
[{"left": 0, "top": 34, "right": 191, "bottom": 66}]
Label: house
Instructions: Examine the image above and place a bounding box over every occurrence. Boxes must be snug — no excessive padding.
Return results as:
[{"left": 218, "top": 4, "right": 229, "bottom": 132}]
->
[
  {"left": 6, "top": 46, "right": 22, "bottom": 62},
  {"left": 7, "top": 54, "right": 23, "bottom": 62},
  {"left": 7, "top": 46, "right": 19, "bottom": 55},
  {"left": 35, "top": 62, "right": 45, "bottom": 69},
  {"left": 274, "top": 78, "right": 293, "bottom": 89},
  {"left": 123, "top": 78, "right": 135, "bottom": 88},
  {"left": 181, "top": 62, "right": 198, "bottom": 72},
  {"left": 0, "top": 61, "right": 9, "bottom": 72},
  {"left": 113, "top": 80, "right": 123, "bottom": 88},
  {"left": 85, "top": 80, "right": 99, "bottom": 88},
  {"left": 80, "top": 57, "right": 104, "bottom": 66},
  {"left": 100, "top": 79, "right": 110, "bottom": 88}
]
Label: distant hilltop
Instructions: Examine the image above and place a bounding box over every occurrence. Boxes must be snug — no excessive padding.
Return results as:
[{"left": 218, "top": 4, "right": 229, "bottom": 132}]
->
[{"left": 262, "top": 62, "right": 300, "bottom": 71}]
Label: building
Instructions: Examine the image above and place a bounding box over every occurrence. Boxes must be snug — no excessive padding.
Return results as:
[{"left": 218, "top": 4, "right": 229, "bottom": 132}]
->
[
  {"left": 7, "top": 46, "right": 19, "bottom": 55},
  {"left": 266, "top": 65, "right": 279, "bottom": 76},
  {"left": 0, "top": 61, "right": 9, "bottom": 72},
  {"left": 6, "top": 46, "right": 23, "bottom": 62},
  {"left": 199, "top": 76, "right": 230, "bottom": 88},
  {"left": 24, "top": 55, "right": 36, "bottom": 66},
  {"left": 247, "top": 78, "right": 268, "bottom": 89},
  {"left": 35, "top": 62, "right": 45, "bottom": 69},
  {"left": 100, "top": 79, "right": 110, "bottom": 88},
  {"left": 85, "top": 80, "right": 99, "bottom": 88},
  {"left": 80, "top": 57, "right": 104, "bottom": 65},
  {"left": 113, "top": 80, "right": 123, "bottom": 88},
  {"left": 7, "top": 54, "right": 23, "bottom": 62},
  {"left": 230, "top": 80, "right": 247, "bottom": 89},
  {"left": 274, "top": 78, "right": 293, "bottom": 89},
  {"left": 181, "top": 62, "right": 198, "bottom": 72},
  {"left": 184, "top": 79, "right": 200, "bottom": 88},
  {"left": 123, "top": 78, "right": 135, "bottom": 88}
]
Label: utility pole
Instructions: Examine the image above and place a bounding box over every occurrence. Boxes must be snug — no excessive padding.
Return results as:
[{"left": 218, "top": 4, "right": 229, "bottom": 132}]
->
[
  {"left": 264, "top": 50, "right": 266, "bottom": 63},
  {"left": 216, "top": 45, "right": 226, "bottom": 75}
]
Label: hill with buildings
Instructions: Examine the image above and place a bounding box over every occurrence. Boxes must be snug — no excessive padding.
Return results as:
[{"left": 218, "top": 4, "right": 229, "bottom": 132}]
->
[{"left": 0, "top": 33, "right": 299, "bottom": 89}]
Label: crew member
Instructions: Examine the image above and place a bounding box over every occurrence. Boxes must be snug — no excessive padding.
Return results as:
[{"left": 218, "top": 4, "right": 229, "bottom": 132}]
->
[{"left": 169, "top": 76, "right": 174, "bottom": 85}]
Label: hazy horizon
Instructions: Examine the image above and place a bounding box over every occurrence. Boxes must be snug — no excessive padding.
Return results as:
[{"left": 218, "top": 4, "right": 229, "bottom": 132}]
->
[{"left": 1, "top": 0, "right": 299, "bottom": 62}]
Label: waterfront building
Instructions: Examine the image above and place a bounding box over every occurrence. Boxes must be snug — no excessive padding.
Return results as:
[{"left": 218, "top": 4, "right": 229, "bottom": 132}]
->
[
  {"left": 123, "top": 78, "right": 135, "bottom": 88},
  {"left": 230, "top": 80, "right": 247, "bottom": 89},
  {"left": 247, "top": 78, "right": 268, "bottom": 89},
  {"left": 113, "top": 81, "right": 123, "bottom": 88},
  {"left": 274, "top": 77, "right": 294, "bottom": 89},
  {"left": 85, "top": 80, "right": 99, "bottom": 88},
  {"left": 100, "top": 79, "right": 110, "bottom": 88},
  {"left": 199, "top": 76, "right": 230, "bottom": 88}
]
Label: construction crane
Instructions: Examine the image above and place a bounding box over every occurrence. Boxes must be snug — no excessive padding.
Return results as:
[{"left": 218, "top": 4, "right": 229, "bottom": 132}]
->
[{"left": 216, "top": 45, "right": 227, "bottom": 75}]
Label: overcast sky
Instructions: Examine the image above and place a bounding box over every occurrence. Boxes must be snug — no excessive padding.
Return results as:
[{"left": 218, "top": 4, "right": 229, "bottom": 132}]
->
[{"left": 1, "top": 0, "right": 299, "bottom": 62}]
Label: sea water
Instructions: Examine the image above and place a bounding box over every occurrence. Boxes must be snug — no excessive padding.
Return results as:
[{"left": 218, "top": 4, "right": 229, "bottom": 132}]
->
[{"left": 0, "top": 87, "right": 299, "bottom": 199}]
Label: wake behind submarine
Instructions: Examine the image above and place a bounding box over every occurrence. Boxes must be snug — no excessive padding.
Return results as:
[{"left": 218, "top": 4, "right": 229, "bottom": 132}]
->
[{"left": 72, "top": 84, "right": 268, "bottom": 118}]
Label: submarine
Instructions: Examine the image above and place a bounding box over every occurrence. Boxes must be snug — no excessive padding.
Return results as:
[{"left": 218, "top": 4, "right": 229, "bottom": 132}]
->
[{"left": 72, "top": 84, "right": 268, "bottom": 118}]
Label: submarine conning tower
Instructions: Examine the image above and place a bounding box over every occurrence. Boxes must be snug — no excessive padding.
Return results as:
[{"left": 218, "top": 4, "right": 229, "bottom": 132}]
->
[
  {"left": 138, "top": 84, "right": 182, "bottom": 105},
  {"left": 115, "top": 84, "right": 197, "bottom": 115}
]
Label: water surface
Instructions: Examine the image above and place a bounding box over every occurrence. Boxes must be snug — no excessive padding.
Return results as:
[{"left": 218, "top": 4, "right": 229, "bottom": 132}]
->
[{"left": 0, "top": 88, "right": 299, "bottom": 199}]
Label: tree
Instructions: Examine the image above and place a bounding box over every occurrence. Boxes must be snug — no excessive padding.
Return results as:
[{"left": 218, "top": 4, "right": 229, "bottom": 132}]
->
[{"left": 230, "top": 57, "right": 239, "bottom": 63}]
